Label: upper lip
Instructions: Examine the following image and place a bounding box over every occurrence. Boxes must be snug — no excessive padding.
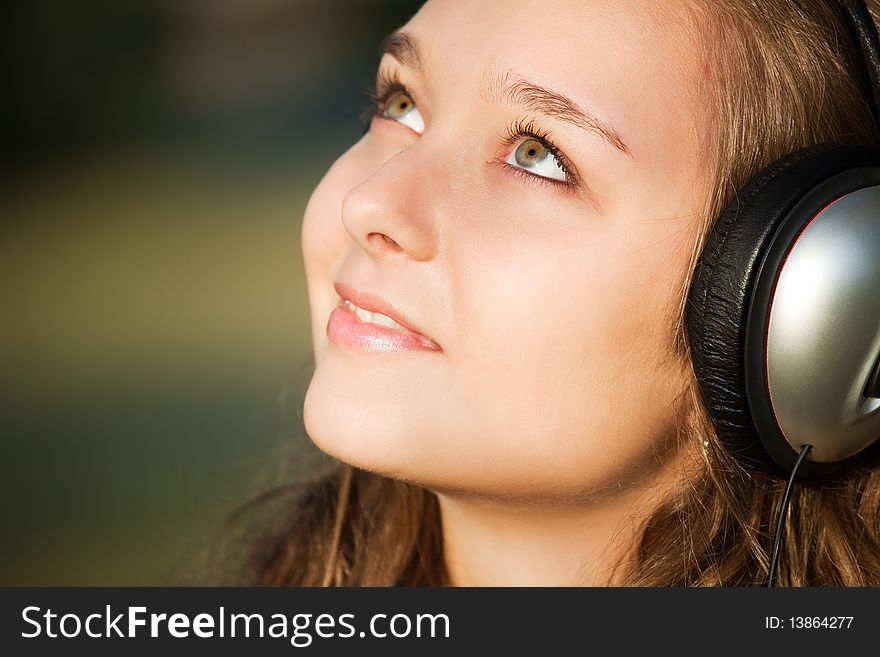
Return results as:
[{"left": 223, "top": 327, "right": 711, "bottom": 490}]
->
[{"left": 333, "top": 281, "right": 439, "bottom": 346}]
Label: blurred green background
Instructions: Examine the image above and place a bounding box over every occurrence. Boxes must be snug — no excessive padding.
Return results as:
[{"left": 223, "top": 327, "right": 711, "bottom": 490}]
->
[{"left": 2, "top": 0, "right": 421, "bottom": 585}]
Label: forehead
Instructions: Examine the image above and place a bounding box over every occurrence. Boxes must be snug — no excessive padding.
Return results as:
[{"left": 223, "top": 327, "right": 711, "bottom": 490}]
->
[{"left": 401, "top": 0, "right": 706, "bottom": 160}]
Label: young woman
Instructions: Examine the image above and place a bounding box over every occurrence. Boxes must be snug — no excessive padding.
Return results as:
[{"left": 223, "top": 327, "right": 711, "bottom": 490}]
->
[{"left": 239, "top": 0, "right": 880, "bottom": 586}]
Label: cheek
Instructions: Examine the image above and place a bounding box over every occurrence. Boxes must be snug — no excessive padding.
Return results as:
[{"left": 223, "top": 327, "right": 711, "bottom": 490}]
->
[
  {"left": 301, "top": 153, "right": 355, "bottom": 280},
  {"left": 456, "top": 222, "right": 677, "bottom": 382},
  {"left": 453, "top": 246, "right": 634, "bottom": 421},
  {"left": 442, "top": 221, "right": 689, "bottom": 477},
  {"left": 301, "top": 143, "right": 368, "bottom": 353}
]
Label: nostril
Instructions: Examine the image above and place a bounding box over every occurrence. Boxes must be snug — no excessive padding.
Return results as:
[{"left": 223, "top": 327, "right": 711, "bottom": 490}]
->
[{"left": 369, "top": 232, "right": 402, "bottom": 250}]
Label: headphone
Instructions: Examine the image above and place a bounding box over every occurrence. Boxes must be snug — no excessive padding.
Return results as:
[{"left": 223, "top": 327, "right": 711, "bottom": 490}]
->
[{"left": 686, "top": 0, "right": 880, "bottom": 480}]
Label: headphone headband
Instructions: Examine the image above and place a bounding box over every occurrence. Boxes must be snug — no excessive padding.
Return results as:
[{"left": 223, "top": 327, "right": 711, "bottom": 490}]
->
[{"left": 838, "top": 0, "right": 880, "bottom": 132}]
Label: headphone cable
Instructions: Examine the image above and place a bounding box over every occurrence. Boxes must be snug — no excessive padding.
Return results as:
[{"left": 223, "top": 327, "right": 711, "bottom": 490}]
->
[{"left": 766, "top": 443, "right": 813, "bottom": 587}]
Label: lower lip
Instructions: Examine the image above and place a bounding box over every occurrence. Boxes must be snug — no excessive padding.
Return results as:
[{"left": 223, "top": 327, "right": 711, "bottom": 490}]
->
[{"left": 326, "top": 303, "right": 442, "bottom": 353}]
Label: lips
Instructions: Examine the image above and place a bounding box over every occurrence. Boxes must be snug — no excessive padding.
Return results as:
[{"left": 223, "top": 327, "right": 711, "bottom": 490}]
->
[{"left": 329, "top": 281, "right": 441, "bottom": 352}]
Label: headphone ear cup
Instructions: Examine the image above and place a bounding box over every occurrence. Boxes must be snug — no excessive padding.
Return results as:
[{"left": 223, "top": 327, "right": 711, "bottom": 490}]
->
[{"left": 687, "top": 142, "right": 880, "bottom": 477}]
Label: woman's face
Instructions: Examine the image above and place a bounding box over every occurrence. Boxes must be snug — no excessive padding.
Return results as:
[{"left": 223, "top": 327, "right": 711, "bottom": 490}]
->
[{"left": 301, "top": 0, "right": 709, "bottom": 501}]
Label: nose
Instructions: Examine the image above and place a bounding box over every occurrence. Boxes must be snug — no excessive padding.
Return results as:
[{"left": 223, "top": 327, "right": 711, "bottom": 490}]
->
[{"left": 340, "top": 147, "right": 438, "bottom": 263}]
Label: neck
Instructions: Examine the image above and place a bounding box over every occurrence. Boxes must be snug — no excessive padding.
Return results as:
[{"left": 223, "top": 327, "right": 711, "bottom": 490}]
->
[{"left": 435, "top": 465, "right": 685, "bottom": 587}]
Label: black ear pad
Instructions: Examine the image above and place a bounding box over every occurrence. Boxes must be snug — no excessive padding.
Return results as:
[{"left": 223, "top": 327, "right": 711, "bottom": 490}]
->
[{"left": 686, "top": 142, "right": 880, "bottom": 478}]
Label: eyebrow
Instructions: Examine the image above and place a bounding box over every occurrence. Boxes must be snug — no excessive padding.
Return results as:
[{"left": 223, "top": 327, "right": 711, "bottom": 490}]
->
[{"left": 379, "top": 30, "right": 631, "bottom": 157}]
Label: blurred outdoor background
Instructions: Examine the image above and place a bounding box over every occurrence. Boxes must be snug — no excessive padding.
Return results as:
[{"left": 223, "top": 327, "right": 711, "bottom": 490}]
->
[{"left": 2, "top": 0, "right": 422, "bottom": 585}]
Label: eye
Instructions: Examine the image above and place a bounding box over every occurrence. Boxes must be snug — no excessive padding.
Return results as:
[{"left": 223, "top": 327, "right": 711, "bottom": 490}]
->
[
  {"left": 381, "top": 89, "right": 425, "bottom": 134},
  {"left": 505, "top": 137, "right": 567, "bottom": 182}
]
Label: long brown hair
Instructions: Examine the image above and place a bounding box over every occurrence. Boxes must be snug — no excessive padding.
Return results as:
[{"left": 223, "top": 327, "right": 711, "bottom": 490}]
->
[{"left": 232, "top": 0, "right": 880, "bottom": 586}]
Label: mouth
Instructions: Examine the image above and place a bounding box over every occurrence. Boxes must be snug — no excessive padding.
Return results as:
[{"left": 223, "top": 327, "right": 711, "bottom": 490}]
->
[
  {"left": 341, "top": 298, "right": 409, "bottom": 332},
  {"left": 327, "top": 282, "right": 442, "bottom": 353}
]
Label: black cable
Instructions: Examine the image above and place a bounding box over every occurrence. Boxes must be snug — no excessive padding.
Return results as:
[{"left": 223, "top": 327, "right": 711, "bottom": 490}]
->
[{"left": 766, "top": 444, "right": 813, "bottom": 587}]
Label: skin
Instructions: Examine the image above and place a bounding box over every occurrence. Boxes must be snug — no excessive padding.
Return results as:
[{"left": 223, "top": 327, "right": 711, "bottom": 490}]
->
[{"left": 301, "top": 0, "right": 711, "bottom": 584}]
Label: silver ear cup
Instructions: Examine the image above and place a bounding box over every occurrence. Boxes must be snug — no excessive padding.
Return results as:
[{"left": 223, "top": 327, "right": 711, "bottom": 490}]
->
[
  {"left": 761, "top": 184, "right": 880, "bottom": 462},
  {"left": 689, "top": 144, "right": 880, "bottom": 477}
]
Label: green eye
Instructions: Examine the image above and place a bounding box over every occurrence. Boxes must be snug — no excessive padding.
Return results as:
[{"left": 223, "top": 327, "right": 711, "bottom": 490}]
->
[
  {"left": 381, "top": 89, "right": 425, "bottom": 134},
  {"left": 515, "top": 139, "right": 549, "bottom": 167},
  {"left": 384, "top": 91, "right": 415, "bottom": 119},
  {"left": 506, "top": 137, "right": 567, "bottom": 182}
]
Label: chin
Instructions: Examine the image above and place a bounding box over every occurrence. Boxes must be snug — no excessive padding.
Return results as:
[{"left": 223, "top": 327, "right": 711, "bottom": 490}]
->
[
  {"left": 302, "top": 371, "right": 423, "bottom": 478},
  {"left": 303, "top": 378, "right": 561, "bottom": 500}
]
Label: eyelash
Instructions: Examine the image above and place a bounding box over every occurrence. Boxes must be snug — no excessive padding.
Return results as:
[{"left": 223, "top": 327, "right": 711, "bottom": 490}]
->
[{"left": 361, "top": 71, "right": 581, "bottom": 192}]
